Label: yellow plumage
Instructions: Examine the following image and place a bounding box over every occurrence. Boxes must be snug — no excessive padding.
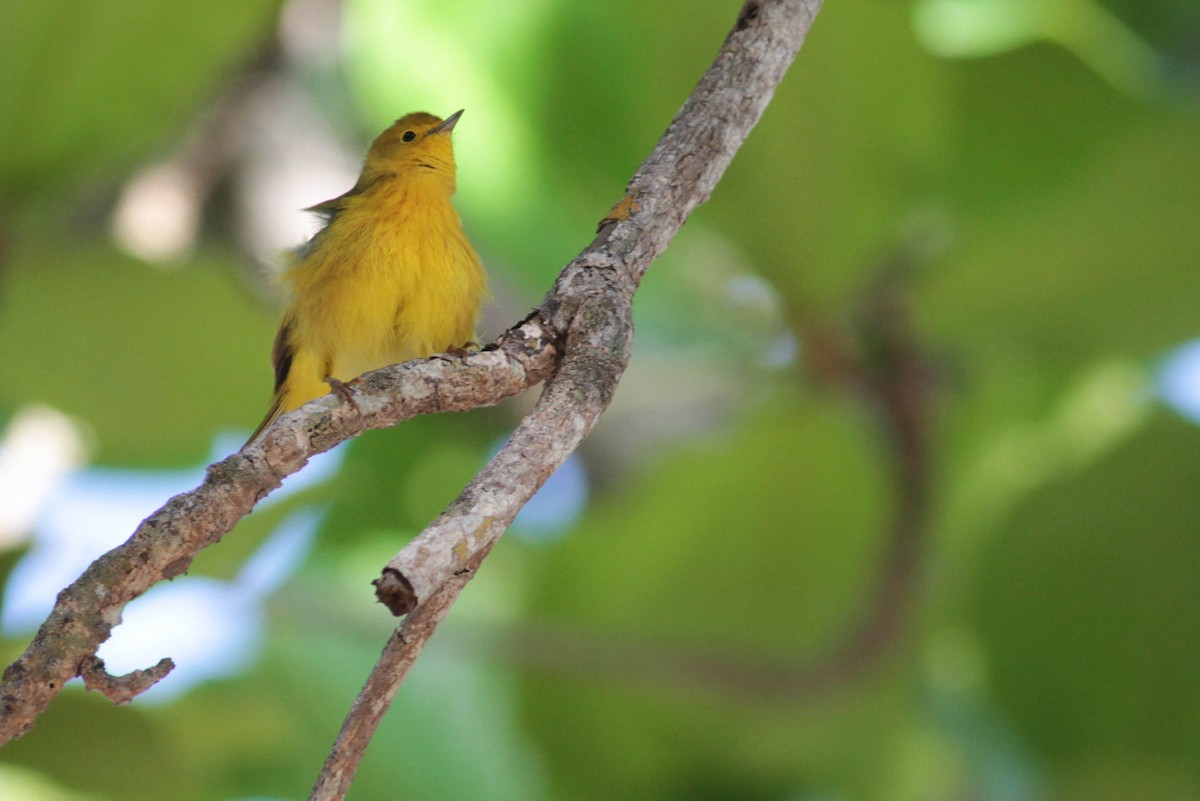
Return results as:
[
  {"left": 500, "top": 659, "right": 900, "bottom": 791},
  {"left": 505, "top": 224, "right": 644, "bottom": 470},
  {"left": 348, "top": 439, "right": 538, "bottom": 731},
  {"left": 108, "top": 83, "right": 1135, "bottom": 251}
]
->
[{"left": 248, "top": 110, "right": 486, "bottom": 443}]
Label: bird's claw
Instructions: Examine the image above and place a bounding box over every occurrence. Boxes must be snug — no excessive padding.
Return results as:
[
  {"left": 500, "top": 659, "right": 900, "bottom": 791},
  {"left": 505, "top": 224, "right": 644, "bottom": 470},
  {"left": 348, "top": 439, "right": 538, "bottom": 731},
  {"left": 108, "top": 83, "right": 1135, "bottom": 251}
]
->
[
  {"left": 325, "top": 376, "right": 363, "bottom": 416},
  {"left": 434, "top": 341, "right": 481, "bottom": 362}
]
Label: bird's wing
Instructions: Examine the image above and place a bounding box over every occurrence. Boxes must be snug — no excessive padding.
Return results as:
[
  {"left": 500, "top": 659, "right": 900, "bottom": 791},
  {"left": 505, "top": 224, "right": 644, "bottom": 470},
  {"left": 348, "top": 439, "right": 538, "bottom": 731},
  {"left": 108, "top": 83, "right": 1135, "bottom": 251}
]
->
[
  {"left": 304, "top": 190, "right": 353, "bottom": 221},
  {"left": 245, "top": 317, "right": 296, "bottom": 446},
  {"left": 271, "top": 315, "right": 297, "bottom": 393},
  {"left": 304, "top": 170, "right": 395, "bottom": 222}
]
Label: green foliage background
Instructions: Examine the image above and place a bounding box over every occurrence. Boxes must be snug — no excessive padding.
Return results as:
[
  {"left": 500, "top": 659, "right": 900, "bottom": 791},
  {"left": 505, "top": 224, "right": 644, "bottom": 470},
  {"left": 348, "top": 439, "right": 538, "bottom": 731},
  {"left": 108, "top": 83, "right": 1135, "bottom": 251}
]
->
[{"left": 1, "top": 0, "right": 1198, "bottom": 799}]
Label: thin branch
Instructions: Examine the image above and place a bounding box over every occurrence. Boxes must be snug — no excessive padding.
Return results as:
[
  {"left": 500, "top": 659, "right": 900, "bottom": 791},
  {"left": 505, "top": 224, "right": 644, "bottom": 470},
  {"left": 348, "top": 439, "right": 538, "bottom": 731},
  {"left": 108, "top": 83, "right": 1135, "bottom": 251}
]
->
[
  {"left": 78, "top": 656, "right": 175, "bottom": 706},
  {"left": 310, "top": 545, "right": 493, "bottom": 801},
  {"left": 797, "top": 261, "right": 936, "bottom": 693},
  {"left": 820, "top": 269, "right": 933, "bottom": 687}
]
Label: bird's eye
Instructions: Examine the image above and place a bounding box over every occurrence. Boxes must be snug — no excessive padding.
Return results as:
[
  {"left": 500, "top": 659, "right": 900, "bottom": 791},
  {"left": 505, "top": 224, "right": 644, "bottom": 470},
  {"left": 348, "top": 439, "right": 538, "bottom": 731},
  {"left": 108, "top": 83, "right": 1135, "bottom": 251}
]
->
[{"left": 401, "top": 130, "right": 416, "bottom": 142}]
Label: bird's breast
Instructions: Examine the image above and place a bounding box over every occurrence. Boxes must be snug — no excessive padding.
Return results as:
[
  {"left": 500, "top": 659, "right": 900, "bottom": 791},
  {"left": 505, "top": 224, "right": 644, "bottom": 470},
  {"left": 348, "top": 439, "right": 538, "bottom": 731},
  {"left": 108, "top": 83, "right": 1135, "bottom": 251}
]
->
[{"left": 285, "top": 185, "right": 486, "bottom": 380}]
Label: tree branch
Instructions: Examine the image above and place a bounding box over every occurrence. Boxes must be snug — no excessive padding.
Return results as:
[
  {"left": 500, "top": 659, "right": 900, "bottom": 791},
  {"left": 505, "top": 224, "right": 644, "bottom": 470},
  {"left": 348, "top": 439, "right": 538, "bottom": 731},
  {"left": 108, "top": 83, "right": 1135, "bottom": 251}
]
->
[
  {"left": 313, "top": 1, "right": 824, "bottom": 797},
  {"left": 783, "top": 265, "right": 936, "bottom": 693},
  {"left": 377, "top": 0, "right": 824, "bottom": 614},
  {"left": 310, "top": 545, "right": 493, "bottom": 801},
  {"left": 78, "top": 655, "right": 175, "bottom": 706},
  {"left": 0, "top": 320, "right": 558, "bottom": 744},
  {"left": 442, "top": 268, "right": 936, "bottom": 707}
]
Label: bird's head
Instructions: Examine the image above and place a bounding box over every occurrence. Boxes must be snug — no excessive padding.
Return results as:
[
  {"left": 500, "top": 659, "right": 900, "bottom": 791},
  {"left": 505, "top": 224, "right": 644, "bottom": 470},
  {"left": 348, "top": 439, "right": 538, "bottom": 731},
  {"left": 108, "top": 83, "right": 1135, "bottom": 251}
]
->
[{"left": 360, "top": 110, "right": 463, "bottom": 190}]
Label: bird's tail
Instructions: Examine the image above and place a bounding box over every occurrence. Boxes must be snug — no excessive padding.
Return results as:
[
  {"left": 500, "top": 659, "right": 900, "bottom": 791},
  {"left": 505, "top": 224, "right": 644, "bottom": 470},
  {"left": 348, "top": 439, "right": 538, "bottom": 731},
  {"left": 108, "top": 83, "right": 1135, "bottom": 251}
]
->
[{"left": 244, "top": 395, "right": 283, "bottom": 448}]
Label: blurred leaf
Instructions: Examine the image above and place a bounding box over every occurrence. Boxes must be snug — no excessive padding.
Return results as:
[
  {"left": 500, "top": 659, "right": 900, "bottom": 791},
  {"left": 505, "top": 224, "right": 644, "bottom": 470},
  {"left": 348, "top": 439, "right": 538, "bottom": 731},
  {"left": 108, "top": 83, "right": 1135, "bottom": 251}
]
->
[
  {"left": 936, "top": 361, "right": 1150, "bottom": 563},
  {"left": 0, "top": 690, "right": 195, "bottom": 801},
  {"left": 1053, "top": 758, "right": 1200, "bottom": 801},
  {"left": 704, "top": 0, "right": 945, "bottom": 306},
  {"left": 923, "top": 114, "right": 1200, "bottom": 369},
  {"left": 531, "top": 392, "right": 888, "bottom": 647},
  {"left": 0, "top": 0, "right": 282, "bottom": 198},
  {"left": 519, "top": 392, "right": 919, "bottom": 798},
  {"left": 1096, "top": 0, "right": 1200, "bottom": 77},
  {"left": 0, "top": 242, "right": 275, "bottom": 465},
  {"left": 943, "top": 43, "right": 1147, "bottom": 211},
  {"left": 317, "top": 408, "right": 507, "bottom": 552},
  {"left": 162, "top": 592, "right": 549, "bottom": 801},
  {"left": 529, "top": 0, "right": 732, "bottom": 191},
  {"left": 915, "top": 0, "right": 1168, "bottom": 99},
  {"left": 970, "top": 411, "right": 1200, "bottom": 766}
]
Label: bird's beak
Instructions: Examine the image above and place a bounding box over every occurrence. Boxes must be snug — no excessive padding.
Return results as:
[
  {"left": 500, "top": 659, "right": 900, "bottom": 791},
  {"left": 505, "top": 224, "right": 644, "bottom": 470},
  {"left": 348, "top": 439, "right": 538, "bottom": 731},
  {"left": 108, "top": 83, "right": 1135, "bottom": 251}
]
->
[{"left": 430, "top": 109, "right": 464, "bottom": 135}]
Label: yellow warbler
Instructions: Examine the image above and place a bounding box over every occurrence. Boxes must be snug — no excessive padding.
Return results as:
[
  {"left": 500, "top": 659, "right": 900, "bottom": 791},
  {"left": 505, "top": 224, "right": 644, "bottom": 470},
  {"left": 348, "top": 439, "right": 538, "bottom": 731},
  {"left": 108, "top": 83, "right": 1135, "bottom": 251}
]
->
[{"left": 247, "top": 110, "right": 486, "bottom": 443}]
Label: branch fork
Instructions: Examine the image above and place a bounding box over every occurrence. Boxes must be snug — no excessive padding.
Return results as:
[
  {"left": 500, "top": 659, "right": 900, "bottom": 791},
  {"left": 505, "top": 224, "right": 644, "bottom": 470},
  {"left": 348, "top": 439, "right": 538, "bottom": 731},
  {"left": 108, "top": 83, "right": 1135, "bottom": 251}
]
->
[{"left": 1, "top": 6, "right": 826, "bottom": 801}]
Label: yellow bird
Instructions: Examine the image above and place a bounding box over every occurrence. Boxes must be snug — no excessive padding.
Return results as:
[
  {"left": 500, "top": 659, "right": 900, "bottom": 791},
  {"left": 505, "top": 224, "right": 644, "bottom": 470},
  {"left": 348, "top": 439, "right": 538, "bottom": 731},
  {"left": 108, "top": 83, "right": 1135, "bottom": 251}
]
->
[{"left": 247, "top": 110, "right": 486, "bottom": 444}]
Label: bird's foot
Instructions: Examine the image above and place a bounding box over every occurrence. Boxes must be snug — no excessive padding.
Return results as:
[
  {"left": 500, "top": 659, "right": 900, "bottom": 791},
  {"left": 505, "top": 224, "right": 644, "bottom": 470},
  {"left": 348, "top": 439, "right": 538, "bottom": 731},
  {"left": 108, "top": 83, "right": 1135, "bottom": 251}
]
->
[
  {"left": 324, "top": 376, "right": 364, "bottom": 416},
  {"left": 435, "top": 341, "right": 481, "bottom": 362}
]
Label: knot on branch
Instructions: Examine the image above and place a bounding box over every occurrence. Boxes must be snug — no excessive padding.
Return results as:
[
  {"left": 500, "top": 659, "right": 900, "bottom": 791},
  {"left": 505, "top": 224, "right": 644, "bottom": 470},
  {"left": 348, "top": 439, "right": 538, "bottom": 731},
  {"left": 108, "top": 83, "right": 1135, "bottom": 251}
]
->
[
  {"left": 372, "top": 569, "right": 417, "bottom": 617},
  {"left": 506, "top": 314, "right": 563, "bottom": 374}
]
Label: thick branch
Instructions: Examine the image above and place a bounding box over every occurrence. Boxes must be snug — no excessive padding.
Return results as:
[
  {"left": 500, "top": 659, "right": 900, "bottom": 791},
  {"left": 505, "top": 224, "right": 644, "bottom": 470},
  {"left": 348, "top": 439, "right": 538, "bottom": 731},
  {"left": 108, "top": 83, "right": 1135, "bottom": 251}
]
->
[{"left": 375, "top": 297, "right": 631, "bottom": 614}]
